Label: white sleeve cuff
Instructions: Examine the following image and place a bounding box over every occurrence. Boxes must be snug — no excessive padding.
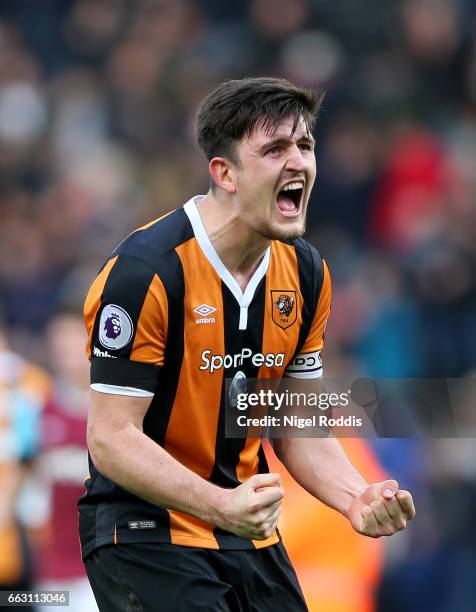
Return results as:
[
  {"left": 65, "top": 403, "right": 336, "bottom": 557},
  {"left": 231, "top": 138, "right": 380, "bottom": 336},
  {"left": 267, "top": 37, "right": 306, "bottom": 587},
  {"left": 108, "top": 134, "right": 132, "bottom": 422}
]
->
[
  {"left": 285, "top": 368, "right": 323, "bottom": 380},
  {"left": 90, "top": 383, "right": 154, "bottom": 398}
]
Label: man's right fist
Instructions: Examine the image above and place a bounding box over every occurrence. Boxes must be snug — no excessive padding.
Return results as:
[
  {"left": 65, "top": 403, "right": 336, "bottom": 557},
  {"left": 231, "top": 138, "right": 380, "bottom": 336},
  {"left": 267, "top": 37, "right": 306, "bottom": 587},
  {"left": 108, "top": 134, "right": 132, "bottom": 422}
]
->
[{"left": 218, "top": 473, "right": 284, "bottom": 540}]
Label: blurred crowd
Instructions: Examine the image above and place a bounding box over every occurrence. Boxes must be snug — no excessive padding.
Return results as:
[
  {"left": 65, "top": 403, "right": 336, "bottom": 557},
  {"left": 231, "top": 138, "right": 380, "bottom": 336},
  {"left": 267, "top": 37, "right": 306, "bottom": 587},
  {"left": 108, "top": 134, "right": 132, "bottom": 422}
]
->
[{"left": 1, "top": 1, "right": 476, "bottom": 610}]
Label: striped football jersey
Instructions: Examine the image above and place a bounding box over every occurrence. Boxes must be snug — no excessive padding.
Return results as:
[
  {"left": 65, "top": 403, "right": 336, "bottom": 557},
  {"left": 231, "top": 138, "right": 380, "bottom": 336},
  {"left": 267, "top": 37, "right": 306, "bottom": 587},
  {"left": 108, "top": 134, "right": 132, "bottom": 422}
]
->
[{"left": 79, "top": 196, "right": 331, "bottom": 558}]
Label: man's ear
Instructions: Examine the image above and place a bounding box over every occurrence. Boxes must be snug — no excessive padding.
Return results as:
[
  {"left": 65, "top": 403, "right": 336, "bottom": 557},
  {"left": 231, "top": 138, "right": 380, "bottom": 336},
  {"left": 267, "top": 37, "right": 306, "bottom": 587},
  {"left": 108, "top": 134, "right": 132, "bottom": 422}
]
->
[{"left": 209, "top": 157, "right": 237, "bottom": 193}]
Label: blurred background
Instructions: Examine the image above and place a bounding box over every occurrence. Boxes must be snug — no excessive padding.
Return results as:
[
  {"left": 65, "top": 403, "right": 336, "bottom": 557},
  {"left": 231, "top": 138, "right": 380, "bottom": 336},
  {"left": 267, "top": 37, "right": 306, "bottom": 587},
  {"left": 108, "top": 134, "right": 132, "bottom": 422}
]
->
[{"left": 1, "top": 0, "right": 476, "bottom": 610}]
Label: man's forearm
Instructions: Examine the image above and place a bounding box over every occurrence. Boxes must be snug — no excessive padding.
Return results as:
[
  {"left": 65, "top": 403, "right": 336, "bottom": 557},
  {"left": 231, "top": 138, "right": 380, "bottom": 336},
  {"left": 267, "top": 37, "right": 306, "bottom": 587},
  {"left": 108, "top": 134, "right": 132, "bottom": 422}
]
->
[
  {"left": 90, "top": 424, "right": 227, "bottom": 527},
  {"left": 272, "top": 437, "right": 368, "bottom": 516}
]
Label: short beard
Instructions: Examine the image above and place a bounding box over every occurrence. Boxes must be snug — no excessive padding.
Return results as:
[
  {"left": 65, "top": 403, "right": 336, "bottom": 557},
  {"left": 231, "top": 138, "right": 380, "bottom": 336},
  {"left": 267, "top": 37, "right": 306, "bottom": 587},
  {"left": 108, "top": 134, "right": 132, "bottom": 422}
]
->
[{"left": 255, "top": 218, "right": 307, "bottom": 242}]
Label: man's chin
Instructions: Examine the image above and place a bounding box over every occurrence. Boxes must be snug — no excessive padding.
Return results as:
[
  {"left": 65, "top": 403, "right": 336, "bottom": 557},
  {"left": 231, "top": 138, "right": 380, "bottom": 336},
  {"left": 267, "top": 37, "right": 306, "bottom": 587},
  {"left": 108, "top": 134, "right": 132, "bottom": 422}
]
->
[{"left": 258, "top": 219, "right": 306, "bottom": 241}]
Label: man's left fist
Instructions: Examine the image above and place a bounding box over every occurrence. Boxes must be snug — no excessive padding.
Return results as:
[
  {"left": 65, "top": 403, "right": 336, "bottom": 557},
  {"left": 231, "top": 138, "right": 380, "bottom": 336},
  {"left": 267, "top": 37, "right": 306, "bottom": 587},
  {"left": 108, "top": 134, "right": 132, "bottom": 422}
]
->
[{"left": 347, "top": 479, "right": 416, "bottom": 538}]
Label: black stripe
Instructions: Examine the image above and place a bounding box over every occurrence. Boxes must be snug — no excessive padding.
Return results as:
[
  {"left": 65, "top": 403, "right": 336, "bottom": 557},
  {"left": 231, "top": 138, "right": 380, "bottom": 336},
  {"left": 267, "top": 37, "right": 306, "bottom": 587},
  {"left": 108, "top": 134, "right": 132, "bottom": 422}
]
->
[
  {"left": 82, "top": 209, "right": 193, "bottom": 554},
  {"left": 257, "top": 443, "right": 270, "bottom": 475},
  {"left": 85, "top": 255, "right": 171, "bottom": 546},
  {"left": 209, "top": 283, "right": 246, "bottom": 490},
  {"left": 241, "top": 277, "right": 269, "bottom": 468},
  {"left": 95, "top": 478, "right": 173, "bottom": 547},
  {"left": 142, "top": 249, "right": 185, "bottom": 448},
  {"left": 115, "top": 207, "right": 194, "bottom": 263},
  {"left": 91, "top": 255, "right": 156, "bottom": 360},
  {"left": 211, "top": 278, "right": 267, "bottom": 547},
  {"left": 291, "top": 239, "right": 324, "bottom": 359}
]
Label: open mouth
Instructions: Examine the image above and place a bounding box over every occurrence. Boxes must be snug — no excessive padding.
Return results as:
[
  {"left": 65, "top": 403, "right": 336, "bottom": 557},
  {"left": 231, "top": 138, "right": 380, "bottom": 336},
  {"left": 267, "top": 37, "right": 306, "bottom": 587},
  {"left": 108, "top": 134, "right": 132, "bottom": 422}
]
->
[{"left": 276, "top": 182, "right": 304, "bottom": 217}]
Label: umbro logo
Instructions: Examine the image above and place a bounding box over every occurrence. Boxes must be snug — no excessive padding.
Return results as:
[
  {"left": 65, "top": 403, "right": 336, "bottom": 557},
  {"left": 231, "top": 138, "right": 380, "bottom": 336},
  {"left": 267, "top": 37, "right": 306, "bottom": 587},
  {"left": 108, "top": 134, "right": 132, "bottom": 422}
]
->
[
  {"left": 194, "top": 304, "right": 217, "bottom": 317},
  {"left": 193, "top": 304, "right": 217, "bottom": 324},
  {"left": 128, "top": 520, "right": 156, "bottom": 530}
]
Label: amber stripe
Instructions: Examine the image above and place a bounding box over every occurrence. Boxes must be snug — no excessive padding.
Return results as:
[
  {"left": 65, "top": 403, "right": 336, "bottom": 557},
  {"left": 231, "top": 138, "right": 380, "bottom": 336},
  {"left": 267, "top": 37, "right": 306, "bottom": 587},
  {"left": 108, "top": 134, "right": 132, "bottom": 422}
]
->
[
  {"left": 130, "top": 274, "right": 169, "bottom": 366},
  {"left": 165, "top": 238, "right": 224, "bottom": 548},
  {"left": 258, "top": 241, "right": 302, "bottom": 378},
  {"left": 236, "top": 438, "right": 260, "bottom": 483},
  {"left": 84, "top": 256, "right": 119, "bottom": 358}
]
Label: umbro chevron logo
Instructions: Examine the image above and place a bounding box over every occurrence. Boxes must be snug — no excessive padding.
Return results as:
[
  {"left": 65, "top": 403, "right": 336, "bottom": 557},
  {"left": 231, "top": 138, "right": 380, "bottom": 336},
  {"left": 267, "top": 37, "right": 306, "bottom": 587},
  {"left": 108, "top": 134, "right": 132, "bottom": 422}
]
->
[{"left": 193, "top": 304, "right": 217, "bottom": 324}]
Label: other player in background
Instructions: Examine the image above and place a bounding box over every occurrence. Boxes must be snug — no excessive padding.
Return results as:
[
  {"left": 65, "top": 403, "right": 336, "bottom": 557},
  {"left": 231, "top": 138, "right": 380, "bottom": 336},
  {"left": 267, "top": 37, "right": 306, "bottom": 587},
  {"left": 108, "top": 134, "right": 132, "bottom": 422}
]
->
[
  {"left": 34, "top": 312, "right": 98, "bottom": 612},
  {"left": 0, "top": 325, "right": 48, "bottom": 612}
]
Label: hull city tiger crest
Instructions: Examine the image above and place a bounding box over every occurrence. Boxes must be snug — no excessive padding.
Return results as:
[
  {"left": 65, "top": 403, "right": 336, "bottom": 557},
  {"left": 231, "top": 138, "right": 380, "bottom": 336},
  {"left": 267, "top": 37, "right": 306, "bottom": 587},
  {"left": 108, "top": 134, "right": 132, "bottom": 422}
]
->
[{"left": 271, "top": 290, "right": 297, "bottom": 330}]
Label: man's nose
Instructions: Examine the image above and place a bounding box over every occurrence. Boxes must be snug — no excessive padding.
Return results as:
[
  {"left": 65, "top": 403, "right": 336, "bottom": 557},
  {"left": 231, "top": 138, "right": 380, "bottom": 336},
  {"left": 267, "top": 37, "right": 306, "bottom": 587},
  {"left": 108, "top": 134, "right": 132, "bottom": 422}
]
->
[{"left": 285, "top": 144, "right": 306, "bottom": 172}]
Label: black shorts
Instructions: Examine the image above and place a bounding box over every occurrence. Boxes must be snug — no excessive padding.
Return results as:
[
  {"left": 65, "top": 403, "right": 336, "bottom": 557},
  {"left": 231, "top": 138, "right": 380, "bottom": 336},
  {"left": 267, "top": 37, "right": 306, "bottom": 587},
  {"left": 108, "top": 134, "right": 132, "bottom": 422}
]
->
[{"left": 84, "top": 541, "right": 308, "bottom": 612}]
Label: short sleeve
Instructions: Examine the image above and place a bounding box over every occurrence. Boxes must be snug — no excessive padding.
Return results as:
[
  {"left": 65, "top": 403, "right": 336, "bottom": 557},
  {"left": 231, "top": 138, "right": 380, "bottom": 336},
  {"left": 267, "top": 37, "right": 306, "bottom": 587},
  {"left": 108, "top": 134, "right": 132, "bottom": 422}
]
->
[
  {"left": 285, "top": 259, "right": 331, "bottom": 379},
  {"left": 84, "top": 255, "right": 168, "bottom": 396}
]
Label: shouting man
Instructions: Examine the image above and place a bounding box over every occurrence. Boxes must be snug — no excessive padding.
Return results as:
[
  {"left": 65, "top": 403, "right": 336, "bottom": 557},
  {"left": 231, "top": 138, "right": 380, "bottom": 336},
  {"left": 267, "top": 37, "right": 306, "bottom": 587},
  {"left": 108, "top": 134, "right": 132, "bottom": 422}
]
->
[{"left": 80, "top": 77, "right": 415, "bottom": 611}]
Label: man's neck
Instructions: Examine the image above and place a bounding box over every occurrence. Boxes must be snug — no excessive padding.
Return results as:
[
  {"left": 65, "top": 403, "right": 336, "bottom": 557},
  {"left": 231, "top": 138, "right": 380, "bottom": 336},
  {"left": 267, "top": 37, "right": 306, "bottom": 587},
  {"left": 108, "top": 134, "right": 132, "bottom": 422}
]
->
[{"left": 196, "top": 192, "right": 270, "bottom": 293}]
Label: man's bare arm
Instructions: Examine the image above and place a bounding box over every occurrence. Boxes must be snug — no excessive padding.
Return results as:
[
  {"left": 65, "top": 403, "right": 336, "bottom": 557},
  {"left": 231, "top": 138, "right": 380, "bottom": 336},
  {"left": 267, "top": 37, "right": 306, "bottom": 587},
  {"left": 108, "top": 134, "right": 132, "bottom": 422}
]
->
[
  {"left": 272, "top": 436, "right": 415, "bottom": 537},
  {"left": 88, "top": 390, "right": 283, "bottom": 540},
  {"left": 272, "top": 437, "right": 366, "bottom": 514}
]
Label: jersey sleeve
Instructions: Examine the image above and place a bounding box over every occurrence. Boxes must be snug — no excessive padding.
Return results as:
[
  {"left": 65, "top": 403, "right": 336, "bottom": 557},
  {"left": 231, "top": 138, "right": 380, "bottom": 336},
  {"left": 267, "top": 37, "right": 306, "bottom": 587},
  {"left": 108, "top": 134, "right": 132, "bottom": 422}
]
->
[
  {"left": 84, "top": 254, "right": 168, "bottom": 397},
  {"left": 285, "top": 258, "right": 331, "bottom": 379}
]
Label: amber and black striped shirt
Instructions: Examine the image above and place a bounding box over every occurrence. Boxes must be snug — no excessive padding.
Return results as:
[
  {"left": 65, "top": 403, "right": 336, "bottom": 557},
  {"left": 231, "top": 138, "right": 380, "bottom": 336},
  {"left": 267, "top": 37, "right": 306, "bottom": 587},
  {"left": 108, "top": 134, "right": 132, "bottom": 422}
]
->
[{"left": 79, "top": 196, "right": 331, "bottom": 559}]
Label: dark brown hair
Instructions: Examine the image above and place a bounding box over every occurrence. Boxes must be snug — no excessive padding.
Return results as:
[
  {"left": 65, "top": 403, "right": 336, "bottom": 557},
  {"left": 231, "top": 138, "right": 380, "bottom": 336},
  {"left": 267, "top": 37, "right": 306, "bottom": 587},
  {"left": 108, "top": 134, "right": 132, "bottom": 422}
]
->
[{"left": 197, "top": 77, "right": 324, "bottom": 163}]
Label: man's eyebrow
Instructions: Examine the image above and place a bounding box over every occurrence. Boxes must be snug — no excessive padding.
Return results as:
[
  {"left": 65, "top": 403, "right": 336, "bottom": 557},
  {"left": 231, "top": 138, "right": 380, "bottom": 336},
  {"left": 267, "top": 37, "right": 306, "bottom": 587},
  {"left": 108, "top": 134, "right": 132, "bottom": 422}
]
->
[{"left": 257, "top": 134, "right": 315, "bottom": 153}]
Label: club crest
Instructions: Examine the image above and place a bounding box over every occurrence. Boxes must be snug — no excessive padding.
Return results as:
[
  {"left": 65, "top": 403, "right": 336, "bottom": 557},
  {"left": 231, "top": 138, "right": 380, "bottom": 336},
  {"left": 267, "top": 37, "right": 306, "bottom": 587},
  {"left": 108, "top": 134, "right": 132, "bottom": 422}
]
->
[{"left": 271, "top": 290, "right": 297, "bottom": 330}]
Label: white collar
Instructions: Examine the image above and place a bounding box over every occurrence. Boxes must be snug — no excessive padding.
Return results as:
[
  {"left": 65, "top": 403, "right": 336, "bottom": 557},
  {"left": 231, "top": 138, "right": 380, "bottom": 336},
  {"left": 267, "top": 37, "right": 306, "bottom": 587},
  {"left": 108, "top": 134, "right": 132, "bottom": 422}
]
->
[{"left": 183, "top": 196, "right": 270, "bottom": 330}]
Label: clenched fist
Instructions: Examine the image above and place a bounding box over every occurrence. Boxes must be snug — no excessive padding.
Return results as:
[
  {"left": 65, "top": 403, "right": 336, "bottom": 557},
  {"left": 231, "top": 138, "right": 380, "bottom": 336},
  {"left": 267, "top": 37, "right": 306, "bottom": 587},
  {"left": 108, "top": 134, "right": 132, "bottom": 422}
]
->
[
  {"left": 218, "top": 473, "right": 284, "bottom": 540},
  {"left": 347, "top": 479, "right": 416, "bottom": 538}
]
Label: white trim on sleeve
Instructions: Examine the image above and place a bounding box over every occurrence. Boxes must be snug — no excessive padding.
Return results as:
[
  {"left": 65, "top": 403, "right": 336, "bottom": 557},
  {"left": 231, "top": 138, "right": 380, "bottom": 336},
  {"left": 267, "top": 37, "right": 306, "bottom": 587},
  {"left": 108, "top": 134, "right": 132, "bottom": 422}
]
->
[
  {"left": 90, "top": 383, "right": 154, "bottom": 398},
  {"left": 285, "top": 368, "right": 323, "bottom": 380}
]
